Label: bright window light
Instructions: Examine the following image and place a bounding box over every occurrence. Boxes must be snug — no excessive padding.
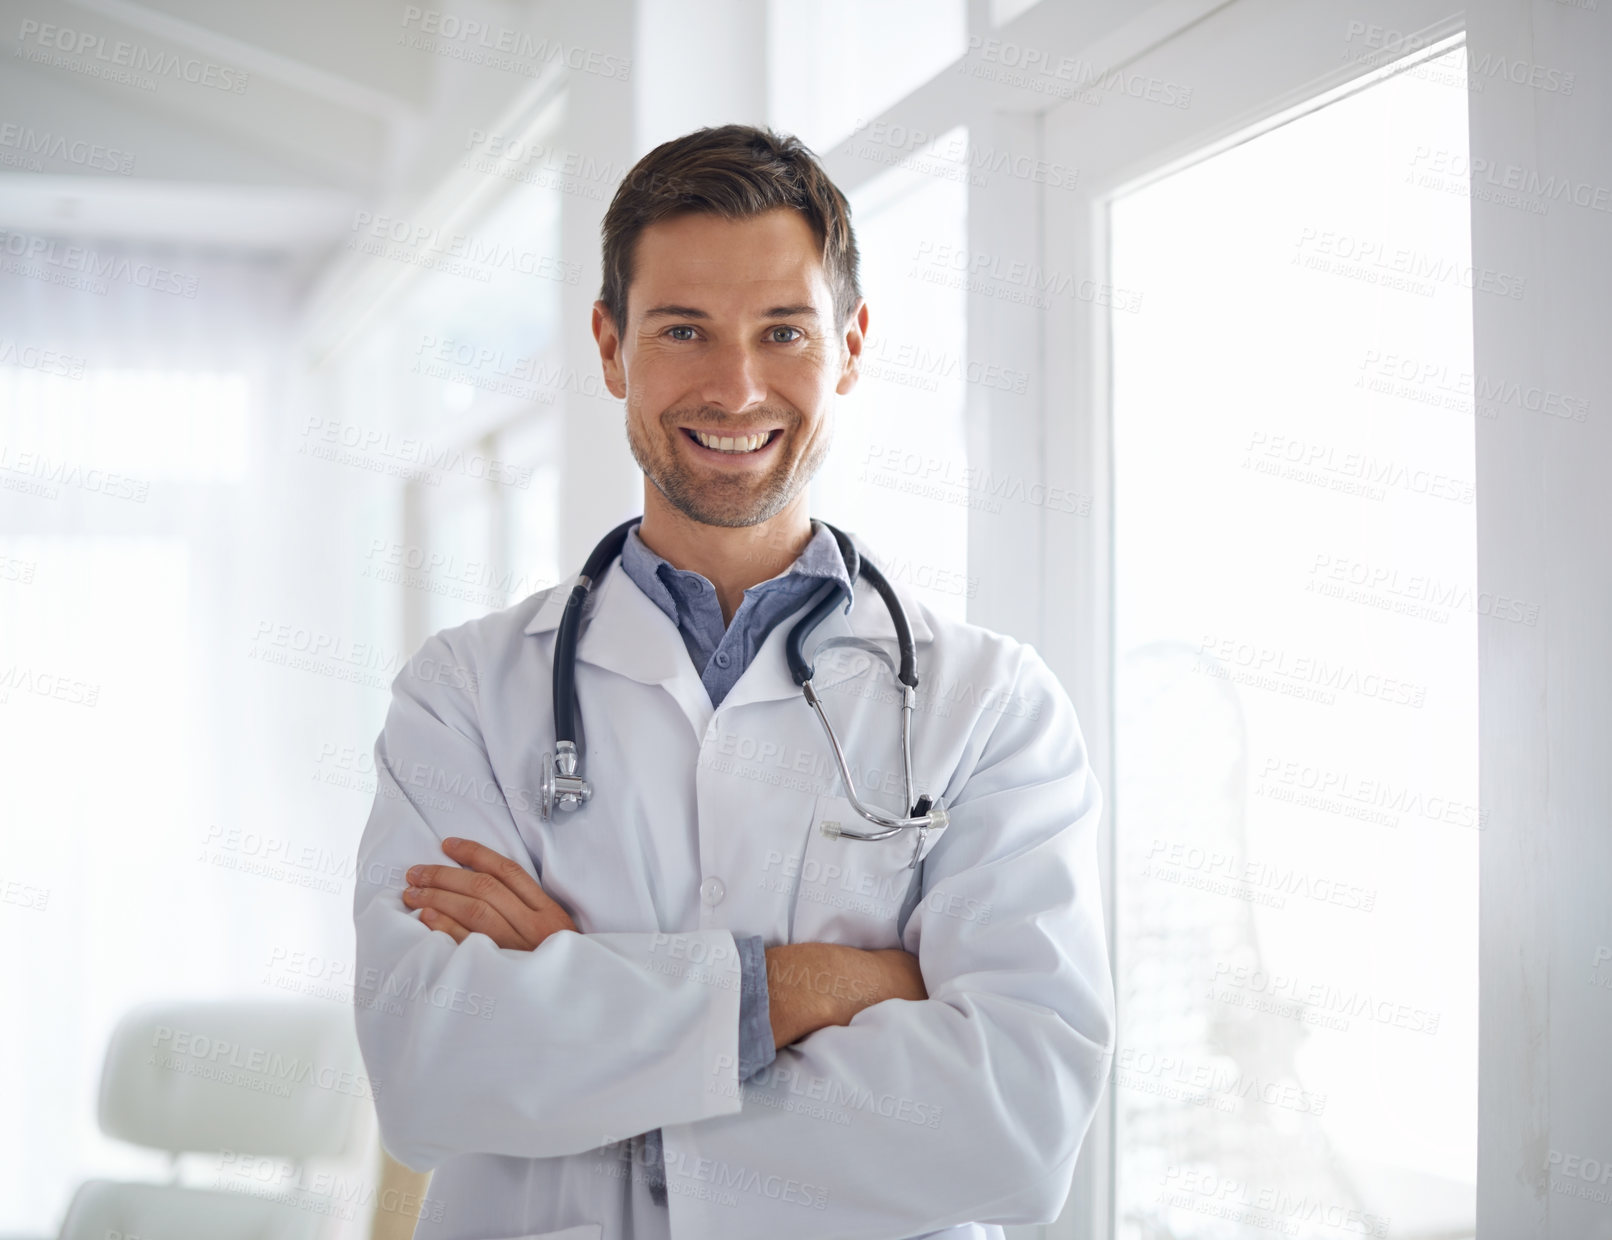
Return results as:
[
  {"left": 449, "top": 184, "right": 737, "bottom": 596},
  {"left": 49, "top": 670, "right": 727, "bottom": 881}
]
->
[
  {"left": 0, "top": 366, "right": 248, "bottom": 484},
  {"left": 1110, "top": 45, "right": 1478, "bottom": 1240},
  {"left": 820, "top": 126, "right": 971, "bottom": 622}
]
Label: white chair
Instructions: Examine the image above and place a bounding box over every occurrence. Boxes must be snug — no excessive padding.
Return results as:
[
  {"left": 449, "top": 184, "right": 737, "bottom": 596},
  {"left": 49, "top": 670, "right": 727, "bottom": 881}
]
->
[{"left": 57, "top": 999, "right": 377, "bottom": 1240}]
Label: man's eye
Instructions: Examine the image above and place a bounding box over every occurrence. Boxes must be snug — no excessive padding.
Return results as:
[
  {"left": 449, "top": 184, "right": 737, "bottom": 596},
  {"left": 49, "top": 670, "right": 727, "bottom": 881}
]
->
[
  {"left": 769, "top": 326, "right": 803, "bottom": 343},
  {"left": 667, "top": 326, "right": 696, "bottom": 341}
]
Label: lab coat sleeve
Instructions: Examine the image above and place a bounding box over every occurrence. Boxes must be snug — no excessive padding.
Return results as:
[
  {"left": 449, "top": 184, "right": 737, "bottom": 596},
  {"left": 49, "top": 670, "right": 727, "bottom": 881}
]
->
[
  {"left": 658, "top": 644, "right": 1116, "bottom": 1239},
  {"left": 351, "top": 631, "right": 747, "bottom": 1173},
  {"left": 642, "top": 934, "right": 777, "bottom": 1207}
]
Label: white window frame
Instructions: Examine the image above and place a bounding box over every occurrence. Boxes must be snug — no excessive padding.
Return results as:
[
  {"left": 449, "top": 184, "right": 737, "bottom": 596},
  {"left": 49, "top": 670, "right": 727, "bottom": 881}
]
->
[
  {"left": 1040, "top": 7, "right": 1466, "bottom": 1232},
  {"left": 828, "top": 1, "right": 1609, "bottom": 1236}
]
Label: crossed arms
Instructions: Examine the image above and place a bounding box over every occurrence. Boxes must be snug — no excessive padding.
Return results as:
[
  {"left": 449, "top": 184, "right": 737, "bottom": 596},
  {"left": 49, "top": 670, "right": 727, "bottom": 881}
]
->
[
  {"left": 351, "top": 630, "right": 1114, "bottom": 1238},
  {"left": 399, "top": 834, "right": 928, "bottom": 1052}
]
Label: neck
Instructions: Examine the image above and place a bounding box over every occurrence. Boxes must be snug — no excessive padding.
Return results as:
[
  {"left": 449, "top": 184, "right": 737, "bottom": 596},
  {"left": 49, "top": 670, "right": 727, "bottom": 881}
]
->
[{"left": 636, "top": 490, "right": 813, "bottom": 625}]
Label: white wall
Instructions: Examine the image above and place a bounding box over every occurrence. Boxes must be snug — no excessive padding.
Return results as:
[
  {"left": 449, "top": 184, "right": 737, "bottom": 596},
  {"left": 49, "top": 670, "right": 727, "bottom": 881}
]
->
[{"left": 1469, "top": 2, "right": 1612, "bottom": 1236}]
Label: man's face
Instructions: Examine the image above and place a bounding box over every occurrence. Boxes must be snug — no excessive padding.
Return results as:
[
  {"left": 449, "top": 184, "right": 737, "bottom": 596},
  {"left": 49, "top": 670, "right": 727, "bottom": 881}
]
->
[{"left": 594, "top": 206, "right": 864, "bottom": 529}]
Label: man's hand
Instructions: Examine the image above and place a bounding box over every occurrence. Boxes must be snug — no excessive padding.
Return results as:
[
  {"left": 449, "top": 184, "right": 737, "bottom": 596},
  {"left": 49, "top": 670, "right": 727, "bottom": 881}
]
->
[
  {"left": 402, "top": 836, "right": 577, "bottom": 949},
  {"left": 764, "top": 943, "right": 928, "bottom": 1050}
]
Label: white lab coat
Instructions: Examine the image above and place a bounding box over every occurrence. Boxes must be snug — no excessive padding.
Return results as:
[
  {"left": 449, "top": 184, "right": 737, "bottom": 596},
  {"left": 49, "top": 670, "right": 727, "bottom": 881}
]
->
[{"left": 352, "top": 533, "right": 1114, "bottom": 1240}]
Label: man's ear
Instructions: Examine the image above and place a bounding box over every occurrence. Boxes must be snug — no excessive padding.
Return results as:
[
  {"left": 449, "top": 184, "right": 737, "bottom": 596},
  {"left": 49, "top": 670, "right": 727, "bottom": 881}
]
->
[
  {"left": 836, "top": 299, "right": 869, "bottom": 397},
  {"left": 592, "top": 300, "right": 628, "bottom": 399}
]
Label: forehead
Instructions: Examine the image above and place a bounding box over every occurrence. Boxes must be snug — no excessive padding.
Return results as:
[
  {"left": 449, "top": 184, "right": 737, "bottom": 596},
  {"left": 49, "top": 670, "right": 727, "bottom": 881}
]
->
[{"left": 630, "top": 207, "right": 830, "bottom": 313}]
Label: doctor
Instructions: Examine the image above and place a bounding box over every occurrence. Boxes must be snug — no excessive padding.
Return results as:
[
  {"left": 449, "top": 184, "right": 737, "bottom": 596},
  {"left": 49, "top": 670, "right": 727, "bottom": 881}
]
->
[{"left": 352, "top": 123, "right": 1114, "bottom": 1240}]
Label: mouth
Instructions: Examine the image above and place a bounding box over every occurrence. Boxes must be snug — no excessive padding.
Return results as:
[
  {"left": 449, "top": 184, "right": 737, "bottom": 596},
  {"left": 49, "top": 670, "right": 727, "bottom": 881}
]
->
[{"left": 679, "top": 427, "right": 784, "bottom": 459}]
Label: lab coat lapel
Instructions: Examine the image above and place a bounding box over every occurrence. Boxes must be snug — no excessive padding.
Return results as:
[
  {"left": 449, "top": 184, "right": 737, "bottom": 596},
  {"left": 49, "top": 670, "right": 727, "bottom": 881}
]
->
[
  {"left": 521, "top": 532, "right": 935, "bottom": 722},
  {"left": 716, "top": 547, "right": 935, "bottom": 715},
  {"left": 523, "top": 561, "right": 715, "bottom": 740}
]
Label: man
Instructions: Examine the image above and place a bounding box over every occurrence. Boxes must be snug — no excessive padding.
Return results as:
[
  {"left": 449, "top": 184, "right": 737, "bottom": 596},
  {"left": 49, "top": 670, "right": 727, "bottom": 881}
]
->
[{"left": 353, "top": 123, "right": 1113, "bottom": 1240}]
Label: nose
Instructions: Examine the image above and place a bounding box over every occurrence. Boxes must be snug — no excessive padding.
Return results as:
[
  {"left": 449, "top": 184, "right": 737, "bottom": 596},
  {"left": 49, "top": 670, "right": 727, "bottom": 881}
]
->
[{"left": 697, "top": 336, "right": 769, "bottom": 413}]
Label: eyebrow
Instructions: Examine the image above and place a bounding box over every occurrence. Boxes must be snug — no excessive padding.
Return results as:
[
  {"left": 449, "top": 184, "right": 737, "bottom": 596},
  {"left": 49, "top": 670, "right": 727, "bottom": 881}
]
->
[{"left": 641, "top": 303, "right": 821, "bottom": 322}]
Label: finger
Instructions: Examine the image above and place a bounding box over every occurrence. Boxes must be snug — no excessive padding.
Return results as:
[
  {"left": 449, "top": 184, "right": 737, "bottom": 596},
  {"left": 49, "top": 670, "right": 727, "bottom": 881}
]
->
[
  {"left": 419, "top": 907, "right": 470, "bottom": 944},
  {"left": 406, "top": 863, "right": 544, "bottom": 944},
  {"left": 440, "top": 837, "right": 569, "bottom": 919},
  {"left": 403, "top": 884, "right": 532, "bottom": 949}
]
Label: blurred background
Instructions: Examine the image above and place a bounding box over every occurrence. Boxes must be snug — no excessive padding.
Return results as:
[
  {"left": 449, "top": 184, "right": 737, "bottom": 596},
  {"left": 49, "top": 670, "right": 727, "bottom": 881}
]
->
[{"left": 1, "top": 1, "right": 1607, "bottom": 1238}]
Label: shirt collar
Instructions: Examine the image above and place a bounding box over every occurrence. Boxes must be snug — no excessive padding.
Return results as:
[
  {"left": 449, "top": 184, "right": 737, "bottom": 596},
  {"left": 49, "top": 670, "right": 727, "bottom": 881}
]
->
[{"left": 619, "top": 517, "right": 855, "bottom": 627}]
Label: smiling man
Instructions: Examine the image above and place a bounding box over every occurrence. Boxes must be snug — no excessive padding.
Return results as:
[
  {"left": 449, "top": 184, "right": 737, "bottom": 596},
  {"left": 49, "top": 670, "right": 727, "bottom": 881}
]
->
[{"left": 352, "top": 124, "right": 1114, "bottom": 1240}]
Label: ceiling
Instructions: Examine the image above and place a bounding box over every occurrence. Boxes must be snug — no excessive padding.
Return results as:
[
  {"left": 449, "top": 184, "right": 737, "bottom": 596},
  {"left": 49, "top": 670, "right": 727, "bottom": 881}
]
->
[{"left": 0, "top": 0, "right": 489, "bottom": 255}]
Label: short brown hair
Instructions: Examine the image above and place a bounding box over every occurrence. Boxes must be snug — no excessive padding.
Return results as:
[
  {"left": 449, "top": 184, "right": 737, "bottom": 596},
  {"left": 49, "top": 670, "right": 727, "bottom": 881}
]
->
[{"left": 598, "top": 123, "right": 862, "bottom": 335}]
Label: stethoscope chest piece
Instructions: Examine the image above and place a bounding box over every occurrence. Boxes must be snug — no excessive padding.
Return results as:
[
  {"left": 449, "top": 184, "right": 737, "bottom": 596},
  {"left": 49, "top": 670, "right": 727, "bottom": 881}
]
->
[{"left": 539, "top": 740, "right": 591, "bottom": 820}]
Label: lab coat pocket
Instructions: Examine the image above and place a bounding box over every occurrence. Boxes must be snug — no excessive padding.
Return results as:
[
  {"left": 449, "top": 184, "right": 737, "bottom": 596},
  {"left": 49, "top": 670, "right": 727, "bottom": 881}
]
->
[{"left": 788, "top": 793, "right": 939, "bottom": 950}]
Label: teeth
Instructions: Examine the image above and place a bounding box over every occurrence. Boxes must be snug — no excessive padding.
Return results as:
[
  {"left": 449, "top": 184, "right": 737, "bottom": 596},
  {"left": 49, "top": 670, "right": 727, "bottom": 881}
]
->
[{"left": 692, "top": 430, "right": 770, "bottom": 453}]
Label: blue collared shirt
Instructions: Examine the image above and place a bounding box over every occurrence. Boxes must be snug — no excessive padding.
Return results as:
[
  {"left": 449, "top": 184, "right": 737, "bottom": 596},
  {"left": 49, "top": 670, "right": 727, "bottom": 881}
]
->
[
  {"left": 616, "top": 517, "right": 853, "bottom": 1206},
  {"left": 619, "top": 516, "right": 854, "bottom": 708}
]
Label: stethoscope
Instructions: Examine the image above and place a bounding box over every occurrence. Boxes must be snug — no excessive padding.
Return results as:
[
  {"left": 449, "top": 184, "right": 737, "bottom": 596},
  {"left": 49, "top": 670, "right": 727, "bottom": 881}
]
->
[{"left": 538, "top": 516, "right": 950, "bottom": 867}]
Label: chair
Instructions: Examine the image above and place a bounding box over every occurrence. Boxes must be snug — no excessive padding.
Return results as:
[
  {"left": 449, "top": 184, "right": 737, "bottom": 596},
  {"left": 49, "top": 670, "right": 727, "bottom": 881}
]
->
[{"left": 57, "top": 999, "right": 376, "bottom": 1240}]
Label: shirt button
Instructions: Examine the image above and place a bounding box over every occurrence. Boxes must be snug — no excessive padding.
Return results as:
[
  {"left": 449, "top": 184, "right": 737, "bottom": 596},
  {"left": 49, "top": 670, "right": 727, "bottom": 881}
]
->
[
  {"left": 700, "top": 876, "right": 726, "bottom": 906},
  {"left": 714, "top": 651, "right": 731, "bottom": 668}
]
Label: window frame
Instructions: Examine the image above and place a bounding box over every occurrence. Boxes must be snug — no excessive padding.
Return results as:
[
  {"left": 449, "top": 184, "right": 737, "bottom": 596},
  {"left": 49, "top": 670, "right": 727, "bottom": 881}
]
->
[{"left": 823, "top": 3, "right": 1478, "bottom": 1234}]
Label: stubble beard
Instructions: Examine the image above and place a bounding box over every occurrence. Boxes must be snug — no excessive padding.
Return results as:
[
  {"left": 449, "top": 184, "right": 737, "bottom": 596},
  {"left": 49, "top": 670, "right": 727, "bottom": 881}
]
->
[{"left": 626, "top": 405, "right": 832, "bottom": 530}]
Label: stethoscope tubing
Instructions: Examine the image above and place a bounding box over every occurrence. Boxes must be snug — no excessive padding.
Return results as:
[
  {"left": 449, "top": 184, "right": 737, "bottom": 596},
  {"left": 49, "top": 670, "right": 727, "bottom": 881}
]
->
[{"left": 542, "top": 516, "right": 948, "bottom": 857}]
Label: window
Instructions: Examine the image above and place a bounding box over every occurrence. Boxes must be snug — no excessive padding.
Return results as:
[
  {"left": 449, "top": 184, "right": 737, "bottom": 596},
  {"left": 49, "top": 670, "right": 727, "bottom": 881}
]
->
[
  {"left": 814, "top": 127, "right": 972, "bottom": 621},
  {"left": 767, "top": 0, "right": 968, "bottom": 153},
  {"left": 1, "top": 365, "right": 247, "bottom": 484},
  {"left": 1109, "top": 44, "right": 1477, "bottom": 1240}
]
